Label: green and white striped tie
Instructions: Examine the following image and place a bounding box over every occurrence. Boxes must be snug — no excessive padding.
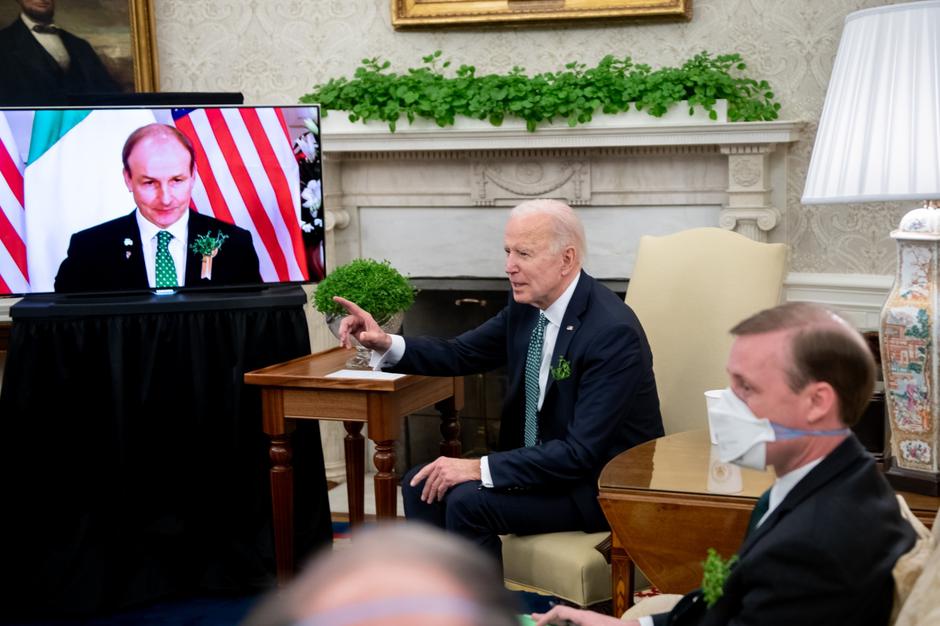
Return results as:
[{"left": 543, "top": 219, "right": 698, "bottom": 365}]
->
[{"left": 524, "top": 312, "right": 548, "bottom": 447}]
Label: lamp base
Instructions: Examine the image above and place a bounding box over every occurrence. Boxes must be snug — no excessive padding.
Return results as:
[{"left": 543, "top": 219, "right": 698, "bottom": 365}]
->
[{"left": 884, "top": 455, "right": 940, "bottom": 496}]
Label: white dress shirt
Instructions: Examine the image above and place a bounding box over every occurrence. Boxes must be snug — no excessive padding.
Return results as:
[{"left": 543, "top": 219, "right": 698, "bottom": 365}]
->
[
  {"left": 136, "top": 210, "right": 189, "bottom": 289},
  {"left": 372, "top": 273, "right": 582, "bottom": 487},
  {"left": 636, "top": 456, "right": 825, "bottom": 626},
  {"left": 20, "top": 13, "right": 70, "bottom": 70}
]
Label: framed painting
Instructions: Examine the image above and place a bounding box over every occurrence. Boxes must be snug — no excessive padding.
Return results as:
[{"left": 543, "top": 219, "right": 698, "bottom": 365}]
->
[
  {"left": 0, "top": 0, "right": 158, "bottom": 105},
  {"left": 391, "top": 0, "right": 692, "bottom": 28}
]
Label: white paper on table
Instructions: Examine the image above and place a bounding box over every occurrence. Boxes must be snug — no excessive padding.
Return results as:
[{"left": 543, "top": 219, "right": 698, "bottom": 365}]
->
[{"left": 325, "top": 369, "right": 406, "bottom": 381}]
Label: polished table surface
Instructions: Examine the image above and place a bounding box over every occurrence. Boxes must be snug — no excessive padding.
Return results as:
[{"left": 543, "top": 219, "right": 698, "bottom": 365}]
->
[
  {"left": 598, "top": 429, "right": 940, "bottom": 616},
  {"left": 245, "top": 346, "right": 463, "bottom": 583}
]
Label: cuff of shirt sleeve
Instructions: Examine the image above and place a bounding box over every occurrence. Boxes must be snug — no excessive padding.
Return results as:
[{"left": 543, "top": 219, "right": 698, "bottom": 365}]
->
[
  {"left": 370, "top": 334, "right": 405, "bottom": 370},
  {"left": 639, "top": 616, "right": 654, "bottom": 626},
  {"left": 480, "top": 456, "right": 493, "bottom": 488}
]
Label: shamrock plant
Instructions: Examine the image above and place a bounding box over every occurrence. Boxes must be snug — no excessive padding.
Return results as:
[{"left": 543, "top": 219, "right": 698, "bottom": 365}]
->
[{"left": 302, "top": 50, "right": 780, "bottom": 132}]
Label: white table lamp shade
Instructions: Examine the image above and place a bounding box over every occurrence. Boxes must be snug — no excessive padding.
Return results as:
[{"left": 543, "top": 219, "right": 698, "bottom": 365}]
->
[{"left": 802, "top": 1, "right": 940, "bottom": 204}]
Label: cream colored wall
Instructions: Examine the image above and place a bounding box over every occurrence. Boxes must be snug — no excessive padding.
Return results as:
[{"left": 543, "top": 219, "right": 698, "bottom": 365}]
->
[{"left": 155, "top": 0, "right": 909, "bottom": 276}]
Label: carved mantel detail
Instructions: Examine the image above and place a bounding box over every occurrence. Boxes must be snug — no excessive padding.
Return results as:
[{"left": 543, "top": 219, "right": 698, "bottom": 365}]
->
[
  {"left": 718, "top": 144, "right": 780, "bottom": 242},
  {"left": 472, "top": 159, "right": 591, "bottom": 206}
]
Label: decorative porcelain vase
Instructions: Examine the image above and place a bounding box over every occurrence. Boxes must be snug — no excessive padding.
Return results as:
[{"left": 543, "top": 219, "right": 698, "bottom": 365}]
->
[
  {"left": 326, "top": 310, "right": 404, "bottom": 369},
  {"left": 880, "top": 205, "right": 940, "bottom": 495}
]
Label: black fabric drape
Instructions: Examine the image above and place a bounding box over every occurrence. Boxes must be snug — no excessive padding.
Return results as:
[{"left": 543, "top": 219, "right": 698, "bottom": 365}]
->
[{"left": 0, "top": 288, "right": 332, "bottom": 618}]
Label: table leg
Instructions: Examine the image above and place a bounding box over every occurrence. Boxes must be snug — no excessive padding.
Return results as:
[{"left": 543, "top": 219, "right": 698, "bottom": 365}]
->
[
  {"left": 262, "top": 388, "right": 295, "bottom": 586},
  {"left": 373, "top": 439, "right": 398, "bottom": 518},
  {"left": 269, "top": 432, "right": 294, "bottom": 585},
  {"left": 343, "top": 421, "right": 365, "bottom": 527},
  {"left": 611, "top": 539, "right": 635, "bottom": 616},
  {"left": 435, "top": 396, "right": 462, "bottom": 458}
]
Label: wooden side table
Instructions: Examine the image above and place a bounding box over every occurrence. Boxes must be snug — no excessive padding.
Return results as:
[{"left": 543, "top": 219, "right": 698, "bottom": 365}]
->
[
  {"left": 598, "top": 430, "right": 940, "bottom": 617},
  {"left": 245, "top": 347, "right": 464, "bottom": 583}
]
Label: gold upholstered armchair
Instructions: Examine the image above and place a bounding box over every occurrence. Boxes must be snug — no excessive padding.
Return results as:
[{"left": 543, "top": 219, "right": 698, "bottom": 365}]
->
[{"left": 501, "top": 227, "right": 788, "bottom": 609}]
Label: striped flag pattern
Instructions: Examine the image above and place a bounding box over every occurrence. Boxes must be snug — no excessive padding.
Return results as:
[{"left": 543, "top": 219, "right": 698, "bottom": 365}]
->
[
  {"left": 0, "top": 115, "right": 27, "bottom": 294},
  {"left": 171, "top": 107, "right": 309, "bottom": 283}
]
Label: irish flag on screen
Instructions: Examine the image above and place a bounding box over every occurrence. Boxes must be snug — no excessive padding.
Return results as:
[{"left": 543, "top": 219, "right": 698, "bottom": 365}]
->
[{"left": 24, "top": 109, "right": 157, "bottom": 293}]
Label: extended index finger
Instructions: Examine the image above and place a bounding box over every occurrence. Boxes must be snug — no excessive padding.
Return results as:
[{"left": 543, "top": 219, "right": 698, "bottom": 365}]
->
[{"left": 332, "top": 296, "right": 367, "bottom": 318}]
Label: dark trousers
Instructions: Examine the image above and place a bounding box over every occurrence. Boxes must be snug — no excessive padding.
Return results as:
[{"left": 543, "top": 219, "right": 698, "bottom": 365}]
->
[{"left": 401, "top": 463, "right": 594, "bottom": 566}]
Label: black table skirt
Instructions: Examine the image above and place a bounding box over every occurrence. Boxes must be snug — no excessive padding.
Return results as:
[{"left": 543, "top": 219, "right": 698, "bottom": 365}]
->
[{"left": 0, "top": 288, "right": 332, "bottom": 618}]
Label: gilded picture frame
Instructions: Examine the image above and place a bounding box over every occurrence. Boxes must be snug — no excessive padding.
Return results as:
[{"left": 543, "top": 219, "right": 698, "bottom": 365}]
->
[
  {"left": 392, "top": 0, "right": 692, "bottom": 28},
  {"left": 0, "top": 0, "right": 159, "bottom": 103}
]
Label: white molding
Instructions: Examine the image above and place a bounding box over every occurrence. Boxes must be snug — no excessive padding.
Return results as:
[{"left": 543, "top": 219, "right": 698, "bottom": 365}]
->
[
  {"left": 784, "top": 272, "right": 892, "bottom": 329},
  {"left": 323, "top": 116, "right": 804, "bottom": 154}
]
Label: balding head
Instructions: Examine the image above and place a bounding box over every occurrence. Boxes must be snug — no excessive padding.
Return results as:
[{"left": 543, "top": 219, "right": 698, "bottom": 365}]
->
[{"left": 242, "top": 523, "right": 520, "bottom": 626}]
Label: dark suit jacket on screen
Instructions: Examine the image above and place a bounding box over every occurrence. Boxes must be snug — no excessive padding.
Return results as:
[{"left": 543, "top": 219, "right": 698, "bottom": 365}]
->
[
  {"left": 54, "top": 210, "right": 262, "bottom": 293},
  {"left": 0, "top": 17, "right": 121, "bottom": 106},
  {"left": 390, "top": 271, "right": 664, "bottom": 528},
  {"left": 652, "top": 436, "right": 916, "bottom": 626}
]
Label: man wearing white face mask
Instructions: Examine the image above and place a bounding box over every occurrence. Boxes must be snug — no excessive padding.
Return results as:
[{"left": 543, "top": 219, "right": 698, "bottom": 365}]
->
[{"left": 534, "top": 302, "right": 916, "bottom": 626}]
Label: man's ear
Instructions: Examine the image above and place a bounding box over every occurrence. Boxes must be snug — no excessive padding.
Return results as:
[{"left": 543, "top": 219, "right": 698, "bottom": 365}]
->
[
  {"left": 804, "top": 381, "right": 838, "bottom": 425},
  {"left": 560, "top": 245, "right": 577, "bottom": 275}
]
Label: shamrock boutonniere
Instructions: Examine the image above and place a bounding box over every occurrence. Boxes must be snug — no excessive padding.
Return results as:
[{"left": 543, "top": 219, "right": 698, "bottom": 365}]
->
[
  {"left": 550, "top": 356, "right": 571, "bottom": 381},
  {"left": 189, "top": 231, "right": 229, "bottom": 280},
  {"left": 701, "top": 548, "right": 738, "bottom": 607}
]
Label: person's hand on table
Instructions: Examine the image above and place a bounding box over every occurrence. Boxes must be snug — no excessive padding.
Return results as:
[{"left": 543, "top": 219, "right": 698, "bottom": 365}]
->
[{"left": 532, "top": 605, "right": 637, "bottom": 626}]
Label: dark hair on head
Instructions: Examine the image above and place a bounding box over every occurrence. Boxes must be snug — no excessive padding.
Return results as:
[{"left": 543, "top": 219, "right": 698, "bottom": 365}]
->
[
  {"left": 122, "top": 123, "right": 195, "bottom": 175},
  {"left": 730, "top": 301, "right": 875, "bottom": 427}
]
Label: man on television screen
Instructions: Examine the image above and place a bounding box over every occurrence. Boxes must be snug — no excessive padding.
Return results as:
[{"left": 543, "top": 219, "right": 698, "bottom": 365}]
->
[
  {"left": 54, "top": 123, "right": 262, "bottom": 293},
  {"left": 0, "top": 0, "right": 122, "bottom": 106}
]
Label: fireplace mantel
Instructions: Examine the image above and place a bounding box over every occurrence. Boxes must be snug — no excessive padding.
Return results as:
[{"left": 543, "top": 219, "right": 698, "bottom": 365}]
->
[
  {"left": 320, "top": 116, "right": 803, "bottom": 281},
  {"left": 322, "top": 116, "right": 802, "bottom": 153}
]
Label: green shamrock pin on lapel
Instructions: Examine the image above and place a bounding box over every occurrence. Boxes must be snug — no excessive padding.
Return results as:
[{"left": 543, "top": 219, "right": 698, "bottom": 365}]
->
[
  {"left": 550, "top": 356, "right": 571, "bottom": 381},
  {"left": 701, "top": 548, "right": 738, "bottom": 607},
  {"left": 190, "top": 231, "right": 228, "bottom": 280}
]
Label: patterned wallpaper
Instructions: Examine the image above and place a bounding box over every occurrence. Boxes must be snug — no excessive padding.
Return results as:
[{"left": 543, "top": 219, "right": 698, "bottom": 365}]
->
[{"left": 155, "top": 0, "right": 911, "bottom": 276}]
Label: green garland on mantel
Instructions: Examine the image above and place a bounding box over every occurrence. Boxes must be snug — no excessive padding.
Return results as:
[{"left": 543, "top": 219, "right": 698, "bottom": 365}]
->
[{"left": 301, "top": 51, "right": 781, "bottom": 132}]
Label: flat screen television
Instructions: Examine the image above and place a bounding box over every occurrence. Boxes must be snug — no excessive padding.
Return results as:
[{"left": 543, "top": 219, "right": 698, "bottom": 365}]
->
[{"left": 0, "top": 104, "right": 325, "bottom": 297}]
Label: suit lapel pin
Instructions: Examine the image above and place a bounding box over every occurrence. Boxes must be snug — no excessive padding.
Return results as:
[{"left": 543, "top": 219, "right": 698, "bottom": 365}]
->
[
  {"left": 124, "top": 238, "right": 133, "bottom": 259},
  {"left": 566, "top": 325, "right": 574, "bottom": 331}
]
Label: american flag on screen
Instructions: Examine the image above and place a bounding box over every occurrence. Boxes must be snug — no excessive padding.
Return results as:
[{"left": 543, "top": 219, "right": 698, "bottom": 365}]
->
[
  {"left": 0, "top": 115, "right": 27, "bottom": 294},
  {"left": 171, "top": 107, "right": 309, "bottom": 283}
]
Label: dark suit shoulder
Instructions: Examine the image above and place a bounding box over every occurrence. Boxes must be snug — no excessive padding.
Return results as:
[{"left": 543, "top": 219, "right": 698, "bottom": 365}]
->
[{"left": 70, "top": 212, "right": 138, "bottom": 242}]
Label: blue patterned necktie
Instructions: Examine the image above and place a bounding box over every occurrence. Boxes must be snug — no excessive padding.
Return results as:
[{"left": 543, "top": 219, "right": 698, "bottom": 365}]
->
[
  {"left": 155, "top": 230, "right": 178, "bottom": 288},
  {"left": 524, "top": 312, "right": 548, "bottom": 447}
]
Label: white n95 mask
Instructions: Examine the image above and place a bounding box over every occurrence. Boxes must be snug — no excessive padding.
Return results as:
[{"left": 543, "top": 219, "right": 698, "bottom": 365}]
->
[
  {"left": 707, "top": 388, "right": 775, "bottom": 470},
  {"left": 707, "top": 387, "right": 852, "bottom": 471}
]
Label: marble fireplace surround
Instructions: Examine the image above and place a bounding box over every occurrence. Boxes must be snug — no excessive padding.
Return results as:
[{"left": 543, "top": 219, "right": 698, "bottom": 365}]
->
[
  {"left": 318, "top": 116, "right": 893, "bottom": 334},
  {"left": 323, "top": 116, "right": 800, "bottom": 281}
]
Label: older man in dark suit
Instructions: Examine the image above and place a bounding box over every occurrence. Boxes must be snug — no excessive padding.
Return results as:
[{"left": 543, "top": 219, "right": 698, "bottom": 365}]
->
[
  {"left": 335, "top": 199, "right": 664, "bottom": 564},
  {"left": 54, "top": 123, "right": 261, "bottom": 293},
  {"left": 534, "top": 302, "right": 917, "bottom": 626},
  {"left": 0, "top": 0, "right": 121, "bottom": 106}
]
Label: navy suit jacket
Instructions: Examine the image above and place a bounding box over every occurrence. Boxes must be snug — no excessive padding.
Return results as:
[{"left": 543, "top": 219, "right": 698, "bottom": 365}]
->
[
  {"left": 391, "top": 271, "right": 664, "bottom": 528},
  {"left": 54, "top": 210, "right": 262, "bottom": 293},
  {"left": 0, "top": 17, "right": 120, "bottom": 106},
  {"left": 652, "top": 436, "right": 916, "bottom": 626}
]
